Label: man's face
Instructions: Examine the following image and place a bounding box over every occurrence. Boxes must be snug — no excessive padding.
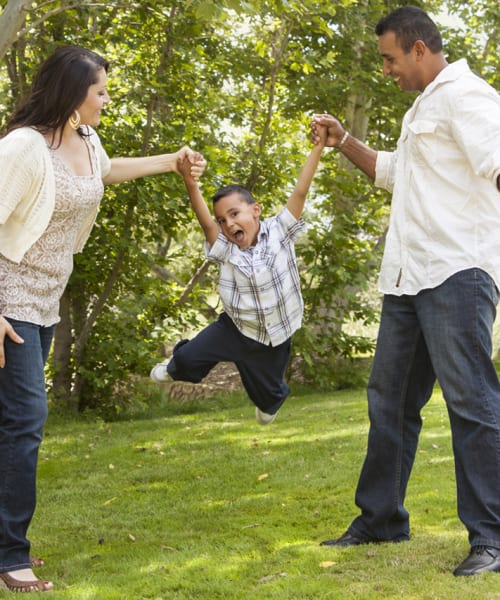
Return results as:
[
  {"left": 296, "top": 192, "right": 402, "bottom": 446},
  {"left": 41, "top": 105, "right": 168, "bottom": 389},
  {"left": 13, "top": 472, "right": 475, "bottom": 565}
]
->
[{"left": 378, "top": 31, "right": 424, "bottom": 93}]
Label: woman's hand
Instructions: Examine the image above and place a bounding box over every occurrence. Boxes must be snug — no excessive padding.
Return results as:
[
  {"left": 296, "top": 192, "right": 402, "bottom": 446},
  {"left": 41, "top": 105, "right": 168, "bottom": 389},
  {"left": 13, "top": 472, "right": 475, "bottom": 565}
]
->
[
  {"left": 0, "top": 316, "right": 24, "bottom": 368},
  {"left": 175, "top": 146, "right": 206, "bottom": 180}
]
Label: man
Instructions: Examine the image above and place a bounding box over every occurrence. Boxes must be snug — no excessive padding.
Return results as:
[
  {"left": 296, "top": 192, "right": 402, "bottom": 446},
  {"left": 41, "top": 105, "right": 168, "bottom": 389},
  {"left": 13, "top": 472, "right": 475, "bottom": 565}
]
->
[{"left": 312, "top": 5, "right": 500, "bottom": 576}]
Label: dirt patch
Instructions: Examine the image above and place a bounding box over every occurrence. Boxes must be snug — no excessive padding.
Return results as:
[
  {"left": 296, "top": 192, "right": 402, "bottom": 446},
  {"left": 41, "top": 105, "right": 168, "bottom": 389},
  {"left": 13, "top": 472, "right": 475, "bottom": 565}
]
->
[{"left": 165, "top": 362, "right": 242, "bottom": 401}]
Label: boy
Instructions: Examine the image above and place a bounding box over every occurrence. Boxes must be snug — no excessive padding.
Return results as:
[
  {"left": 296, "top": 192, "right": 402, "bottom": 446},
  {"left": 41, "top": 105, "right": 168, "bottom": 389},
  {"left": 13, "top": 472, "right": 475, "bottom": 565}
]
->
[{"left": 151, "top": 125, "right": 326, "bottom": 424}]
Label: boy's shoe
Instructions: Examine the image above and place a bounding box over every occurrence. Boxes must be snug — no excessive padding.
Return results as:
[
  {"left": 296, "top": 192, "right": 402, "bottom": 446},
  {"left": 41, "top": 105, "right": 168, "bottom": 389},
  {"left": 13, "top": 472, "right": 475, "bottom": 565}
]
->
[
  {"left": 150, "top": 359, "right": 171, "bottom": 383},
  {"left": 255, "top": 407, "right": 277, "bottom": 425}
]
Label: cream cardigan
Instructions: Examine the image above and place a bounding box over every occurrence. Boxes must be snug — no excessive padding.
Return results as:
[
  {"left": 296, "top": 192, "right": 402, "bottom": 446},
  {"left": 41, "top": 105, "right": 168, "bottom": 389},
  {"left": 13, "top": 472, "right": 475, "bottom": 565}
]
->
[{"left": 0, "top": 126, "right": 111, "bottom": 263}]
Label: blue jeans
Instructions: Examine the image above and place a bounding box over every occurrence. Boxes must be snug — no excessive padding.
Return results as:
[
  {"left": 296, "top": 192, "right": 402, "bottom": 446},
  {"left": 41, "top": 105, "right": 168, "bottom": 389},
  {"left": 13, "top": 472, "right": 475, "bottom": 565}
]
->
[
  {"left": 349, "top": 269, "right": 500, "bottom": 549},
  {"left": 0, "top": 319, "right": 54, "bottom": 572}
]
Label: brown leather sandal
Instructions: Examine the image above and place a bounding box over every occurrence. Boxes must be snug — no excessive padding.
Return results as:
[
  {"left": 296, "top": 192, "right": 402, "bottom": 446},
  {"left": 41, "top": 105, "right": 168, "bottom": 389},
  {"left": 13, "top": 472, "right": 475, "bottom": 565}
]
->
[
  {"left": 30, "top": 556, "right": 45, "bottom": 568},
  {"left": 0, "top": 572, "right": 53, "bottom": 592}
]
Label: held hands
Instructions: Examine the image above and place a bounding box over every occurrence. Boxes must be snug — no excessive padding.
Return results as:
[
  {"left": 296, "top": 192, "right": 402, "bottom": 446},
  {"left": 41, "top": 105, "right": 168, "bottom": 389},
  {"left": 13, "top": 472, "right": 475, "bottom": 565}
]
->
[
  {"left": 312, "top": 120, "right": 328, "bottom": 148},
  {"left": 310, "top": 114, "right": 346, "bottom": 148},
  {"left": 177, "top": 151, "right": 205, "bottom": 183},
  {"left": 0, "top": 316, "right": 24, "bottom": 368},
  {"left": 175, "top": 146, "right": 206, "bottom": 180}
]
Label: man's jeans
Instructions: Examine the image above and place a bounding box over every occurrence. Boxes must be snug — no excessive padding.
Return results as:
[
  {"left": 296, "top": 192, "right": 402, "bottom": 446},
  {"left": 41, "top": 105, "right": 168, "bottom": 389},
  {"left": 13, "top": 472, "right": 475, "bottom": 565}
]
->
[
  {"left": 349, "top": 269, "right": 500, "bottom": 548},
  {"left": 0, "top": 319, "right": 54, "bottom": 572}
]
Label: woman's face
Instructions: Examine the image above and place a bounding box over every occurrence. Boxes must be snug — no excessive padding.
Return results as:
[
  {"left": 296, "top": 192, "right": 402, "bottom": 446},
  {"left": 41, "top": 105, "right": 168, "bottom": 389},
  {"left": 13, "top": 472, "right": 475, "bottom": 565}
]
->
[{"left": 77, "top": 68, "right": 110, "bottom": 127}]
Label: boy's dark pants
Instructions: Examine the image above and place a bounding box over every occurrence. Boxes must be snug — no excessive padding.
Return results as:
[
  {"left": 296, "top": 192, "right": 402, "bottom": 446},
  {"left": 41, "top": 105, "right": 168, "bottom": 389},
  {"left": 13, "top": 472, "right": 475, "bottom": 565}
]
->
[{"left": 167, "top": 312, "right": 291, "bottom": 414}]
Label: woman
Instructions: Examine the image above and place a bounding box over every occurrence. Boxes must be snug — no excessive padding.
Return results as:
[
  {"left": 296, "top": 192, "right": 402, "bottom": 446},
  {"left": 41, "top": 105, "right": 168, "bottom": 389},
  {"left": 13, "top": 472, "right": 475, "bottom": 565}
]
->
[{"left": 0, "top": 45, "right": 205, "bottom": 592}]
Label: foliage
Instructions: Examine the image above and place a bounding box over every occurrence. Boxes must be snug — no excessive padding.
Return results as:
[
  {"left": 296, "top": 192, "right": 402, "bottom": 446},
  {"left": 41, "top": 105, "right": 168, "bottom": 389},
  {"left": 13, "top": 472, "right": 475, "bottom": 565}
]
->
[
  {"left": 21, "top": 386, "right": 500, "bottom": 598},
  {"left": 0, "top": 0, "right": 497, "bottom": 415}
]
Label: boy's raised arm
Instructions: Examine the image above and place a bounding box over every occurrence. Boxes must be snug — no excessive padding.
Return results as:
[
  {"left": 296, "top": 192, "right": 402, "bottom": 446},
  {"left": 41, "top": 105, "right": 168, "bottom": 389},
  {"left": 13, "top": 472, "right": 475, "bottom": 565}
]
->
[
  {"left": 286, "top": 123, "right": 327, "bottom": 220},
  {"left": 178, "top": 156, "right": 220, "bottom": 246}
]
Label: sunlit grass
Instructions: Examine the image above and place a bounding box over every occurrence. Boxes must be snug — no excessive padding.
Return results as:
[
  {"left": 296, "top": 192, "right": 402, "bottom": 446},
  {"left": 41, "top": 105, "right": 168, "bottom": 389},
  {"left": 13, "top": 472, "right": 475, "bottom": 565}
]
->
[{"left": 3, "top": 386, "right": 498, "bottom": 599}]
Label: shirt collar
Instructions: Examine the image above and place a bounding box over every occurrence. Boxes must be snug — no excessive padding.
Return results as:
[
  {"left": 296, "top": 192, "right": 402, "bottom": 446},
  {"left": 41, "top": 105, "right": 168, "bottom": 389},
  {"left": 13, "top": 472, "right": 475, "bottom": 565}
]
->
[
  {"left": 256, "top": 219, "right": 267, "bottom": 242},
  {"left": 423, "top": 59, "right": 469, "bottom": 96}
]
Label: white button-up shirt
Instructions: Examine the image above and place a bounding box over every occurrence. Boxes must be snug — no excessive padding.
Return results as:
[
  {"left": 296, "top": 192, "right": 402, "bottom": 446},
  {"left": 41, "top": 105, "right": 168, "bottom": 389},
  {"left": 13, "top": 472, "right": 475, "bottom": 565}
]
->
[
  {"left": 207, "top": 207, "right": 306, "bottom": 346},
  {"left": 375, "top": 59, "right": 500, "bottom": 296}
]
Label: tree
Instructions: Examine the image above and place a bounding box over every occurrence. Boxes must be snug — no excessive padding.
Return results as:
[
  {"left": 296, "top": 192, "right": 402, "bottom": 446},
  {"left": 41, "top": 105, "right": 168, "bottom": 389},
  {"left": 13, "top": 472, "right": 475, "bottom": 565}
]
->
[
  {"left": 1, "top": 0, "right": 497, "bottom": 415},
  {"left": 0, "top": 0, "right": 31, "bottom": 61}
]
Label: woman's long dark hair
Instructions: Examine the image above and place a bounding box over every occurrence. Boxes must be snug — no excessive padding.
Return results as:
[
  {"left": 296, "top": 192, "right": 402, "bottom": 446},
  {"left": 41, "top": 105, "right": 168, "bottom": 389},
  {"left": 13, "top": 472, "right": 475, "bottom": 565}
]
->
[{"left": 5, "top": 45, "right": 109, "bottom": 145}]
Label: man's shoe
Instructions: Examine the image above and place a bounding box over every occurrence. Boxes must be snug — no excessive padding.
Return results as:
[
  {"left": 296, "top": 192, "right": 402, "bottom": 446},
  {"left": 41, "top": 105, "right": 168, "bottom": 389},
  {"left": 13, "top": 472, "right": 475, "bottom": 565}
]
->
[
  {"left": 320, "top": 531, "right": 374, "bottom": 547},
  {"left": 453, "top": 546, "right": 500, "bottom": 576},
  {"left": 150, "top": 359, "right": 171, "bottom": 383},
  {"left": 255, "top": 407, "right": 277, "bottom": 425},
  {"left": 320, "top": 531, "right": 408, "bottom": 547}
]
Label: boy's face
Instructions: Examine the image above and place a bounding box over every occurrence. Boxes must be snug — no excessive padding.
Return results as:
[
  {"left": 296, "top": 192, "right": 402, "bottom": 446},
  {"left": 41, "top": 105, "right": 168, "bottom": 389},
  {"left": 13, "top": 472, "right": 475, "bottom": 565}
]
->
[{"left": 214, "top": 193, "right": 262, "bottom": 250}]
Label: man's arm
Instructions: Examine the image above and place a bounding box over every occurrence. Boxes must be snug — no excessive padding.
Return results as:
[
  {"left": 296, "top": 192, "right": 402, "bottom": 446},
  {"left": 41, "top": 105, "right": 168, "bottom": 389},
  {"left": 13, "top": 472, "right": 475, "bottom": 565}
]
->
[
  {"left": 311, "top": 114, "right": 377, "bottom": 180},
  {"left": 287, "top": 125, "right": 326, "bottom": 219},
  {"left": 178, "top": 156, "right": 219, "bottom": 246}
]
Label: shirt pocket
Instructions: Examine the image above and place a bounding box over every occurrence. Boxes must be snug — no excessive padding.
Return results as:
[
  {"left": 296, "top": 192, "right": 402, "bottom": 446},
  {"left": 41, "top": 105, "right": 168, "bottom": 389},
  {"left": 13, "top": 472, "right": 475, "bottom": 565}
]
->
[{"left": 407, "top": 119, "right": 437, "bottom": 166}]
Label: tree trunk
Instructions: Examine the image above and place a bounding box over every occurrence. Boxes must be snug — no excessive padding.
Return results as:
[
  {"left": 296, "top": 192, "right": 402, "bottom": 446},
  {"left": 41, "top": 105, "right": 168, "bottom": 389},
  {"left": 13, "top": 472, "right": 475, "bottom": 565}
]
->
[
  {"left": 0, "top": 0, "right": 32, "bottom": 62},
  {"left": 51, "top": 290, "right": 74, "bottom": 405},
  {"left": 71, "top": 210, "right": 132, "bottom": 408}
]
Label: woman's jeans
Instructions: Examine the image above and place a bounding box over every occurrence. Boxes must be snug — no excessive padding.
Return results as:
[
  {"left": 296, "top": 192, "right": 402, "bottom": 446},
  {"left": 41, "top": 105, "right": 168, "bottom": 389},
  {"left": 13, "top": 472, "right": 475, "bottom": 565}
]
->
[
  {"left": 0, "top": 319, "right": 54, "bottom": 572},
  {"left": 349, "top": 269, "right": 500, "bottom": 549}
]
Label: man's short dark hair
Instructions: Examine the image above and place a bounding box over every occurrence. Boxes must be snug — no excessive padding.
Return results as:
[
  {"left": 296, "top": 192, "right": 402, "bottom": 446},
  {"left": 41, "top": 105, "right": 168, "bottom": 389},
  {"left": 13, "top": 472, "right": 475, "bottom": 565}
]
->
[
  {"left": 211, "top": 184, "right": 256, "bottom": 205},
  {"left": 375, "top": 6, "right": 443, "bottom": 54}
]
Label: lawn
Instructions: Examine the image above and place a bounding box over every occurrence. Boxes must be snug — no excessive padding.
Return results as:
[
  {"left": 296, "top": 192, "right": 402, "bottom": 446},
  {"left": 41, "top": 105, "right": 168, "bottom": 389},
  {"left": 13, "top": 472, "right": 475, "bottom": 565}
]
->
[{"left": 4, "top": 384, "right": 499, "bottom": 599}]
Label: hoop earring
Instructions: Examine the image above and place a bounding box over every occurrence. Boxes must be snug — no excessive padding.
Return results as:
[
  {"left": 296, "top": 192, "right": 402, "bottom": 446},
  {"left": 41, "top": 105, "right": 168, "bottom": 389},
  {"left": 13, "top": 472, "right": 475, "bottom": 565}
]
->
[{"left": 69, "top": 110, "right": 81, "bottom": 130}]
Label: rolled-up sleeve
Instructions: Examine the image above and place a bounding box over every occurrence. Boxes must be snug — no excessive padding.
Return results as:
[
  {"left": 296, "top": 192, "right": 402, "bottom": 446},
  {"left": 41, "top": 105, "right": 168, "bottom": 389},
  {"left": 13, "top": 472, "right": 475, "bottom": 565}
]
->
[
  {"left": 276, "top": 206, "right": 306, "bottom": 242},
  {"left": 375, "top": 150, "right": 397, "bottom": 192},
  {"left": 206, "top": 233, "right": 229, "bottom": 263}
]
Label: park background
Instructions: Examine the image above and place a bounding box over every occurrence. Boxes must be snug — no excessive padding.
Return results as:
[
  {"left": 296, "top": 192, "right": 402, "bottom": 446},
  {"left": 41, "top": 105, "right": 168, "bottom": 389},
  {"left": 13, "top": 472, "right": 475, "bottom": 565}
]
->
[
  {"left": 0, "top": 1, "right": 499, "bottom": 598},
  {"left": 1, "top": 0, "right": 498, "bottom": 417}
]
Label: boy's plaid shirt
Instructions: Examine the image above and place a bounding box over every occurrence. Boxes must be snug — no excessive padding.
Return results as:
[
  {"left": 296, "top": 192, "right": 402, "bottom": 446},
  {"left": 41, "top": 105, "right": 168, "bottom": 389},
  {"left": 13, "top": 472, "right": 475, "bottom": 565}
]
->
[{"left": 207, "top": 207, "right": 306, "bottom": 346}]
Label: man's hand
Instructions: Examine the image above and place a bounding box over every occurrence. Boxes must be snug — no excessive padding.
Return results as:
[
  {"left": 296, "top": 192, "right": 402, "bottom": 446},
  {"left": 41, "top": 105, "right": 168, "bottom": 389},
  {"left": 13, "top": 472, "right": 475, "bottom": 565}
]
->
[
  {"left": 0, "top": 316, "right": 24, "bottom": 368},
  {"left": 311, "top": 114, "right": 346, "bottom": 148}
]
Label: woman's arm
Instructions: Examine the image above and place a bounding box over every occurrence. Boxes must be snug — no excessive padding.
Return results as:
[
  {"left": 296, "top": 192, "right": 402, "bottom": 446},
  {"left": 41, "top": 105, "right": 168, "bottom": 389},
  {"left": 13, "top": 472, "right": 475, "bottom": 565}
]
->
[{"left": 103, "top": 146, "right": 206, "bottom": 184}]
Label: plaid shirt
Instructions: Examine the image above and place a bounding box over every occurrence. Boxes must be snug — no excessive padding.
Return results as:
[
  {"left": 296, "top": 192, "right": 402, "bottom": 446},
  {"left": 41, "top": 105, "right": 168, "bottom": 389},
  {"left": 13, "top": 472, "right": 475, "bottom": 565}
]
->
[{"left": 206, "top": 207, "right": 306, "bottom": 346}]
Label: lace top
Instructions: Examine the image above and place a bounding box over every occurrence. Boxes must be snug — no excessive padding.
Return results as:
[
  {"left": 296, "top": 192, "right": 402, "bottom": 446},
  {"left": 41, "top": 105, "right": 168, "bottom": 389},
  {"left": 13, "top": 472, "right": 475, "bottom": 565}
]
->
[{"left": 0, "top": 137, "right": 104, "bottom": 326}]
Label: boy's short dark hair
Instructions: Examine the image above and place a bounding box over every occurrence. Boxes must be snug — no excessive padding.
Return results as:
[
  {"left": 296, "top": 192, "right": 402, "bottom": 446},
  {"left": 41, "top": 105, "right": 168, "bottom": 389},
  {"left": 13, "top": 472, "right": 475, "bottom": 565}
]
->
[
  {"left": 211, "top": 184, "right": 256, "bottom": 205},
  {"left": 375, "top": 6, "right": 443, "bottom": 54}
]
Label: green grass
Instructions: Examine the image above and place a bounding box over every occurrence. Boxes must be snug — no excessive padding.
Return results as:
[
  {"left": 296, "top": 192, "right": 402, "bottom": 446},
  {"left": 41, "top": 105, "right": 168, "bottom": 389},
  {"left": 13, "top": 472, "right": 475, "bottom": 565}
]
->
[{"left": 4, "top": 386, "right": 500, "bottom": 599}]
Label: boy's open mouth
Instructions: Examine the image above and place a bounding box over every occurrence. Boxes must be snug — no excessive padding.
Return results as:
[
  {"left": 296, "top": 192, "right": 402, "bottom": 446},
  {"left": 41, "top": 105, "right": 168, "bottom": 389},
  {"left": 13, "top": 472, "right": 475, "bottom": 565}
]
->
[{"left": 233, "top": 229, "right": 244, "bottom": 243}]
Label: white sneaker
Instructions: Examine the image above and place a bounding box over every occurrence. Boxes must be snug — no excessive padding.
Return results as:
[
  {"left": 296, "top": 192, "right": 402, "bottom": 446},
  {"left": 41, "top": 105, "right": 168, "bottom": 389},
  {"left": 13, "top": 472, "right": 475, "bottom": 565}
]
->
[
  {"left": 150, "top": 359, "right": 171, "bottom": 383},
  {"left": 255, "top": 407, "right": 277, "bottom": 425}
]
